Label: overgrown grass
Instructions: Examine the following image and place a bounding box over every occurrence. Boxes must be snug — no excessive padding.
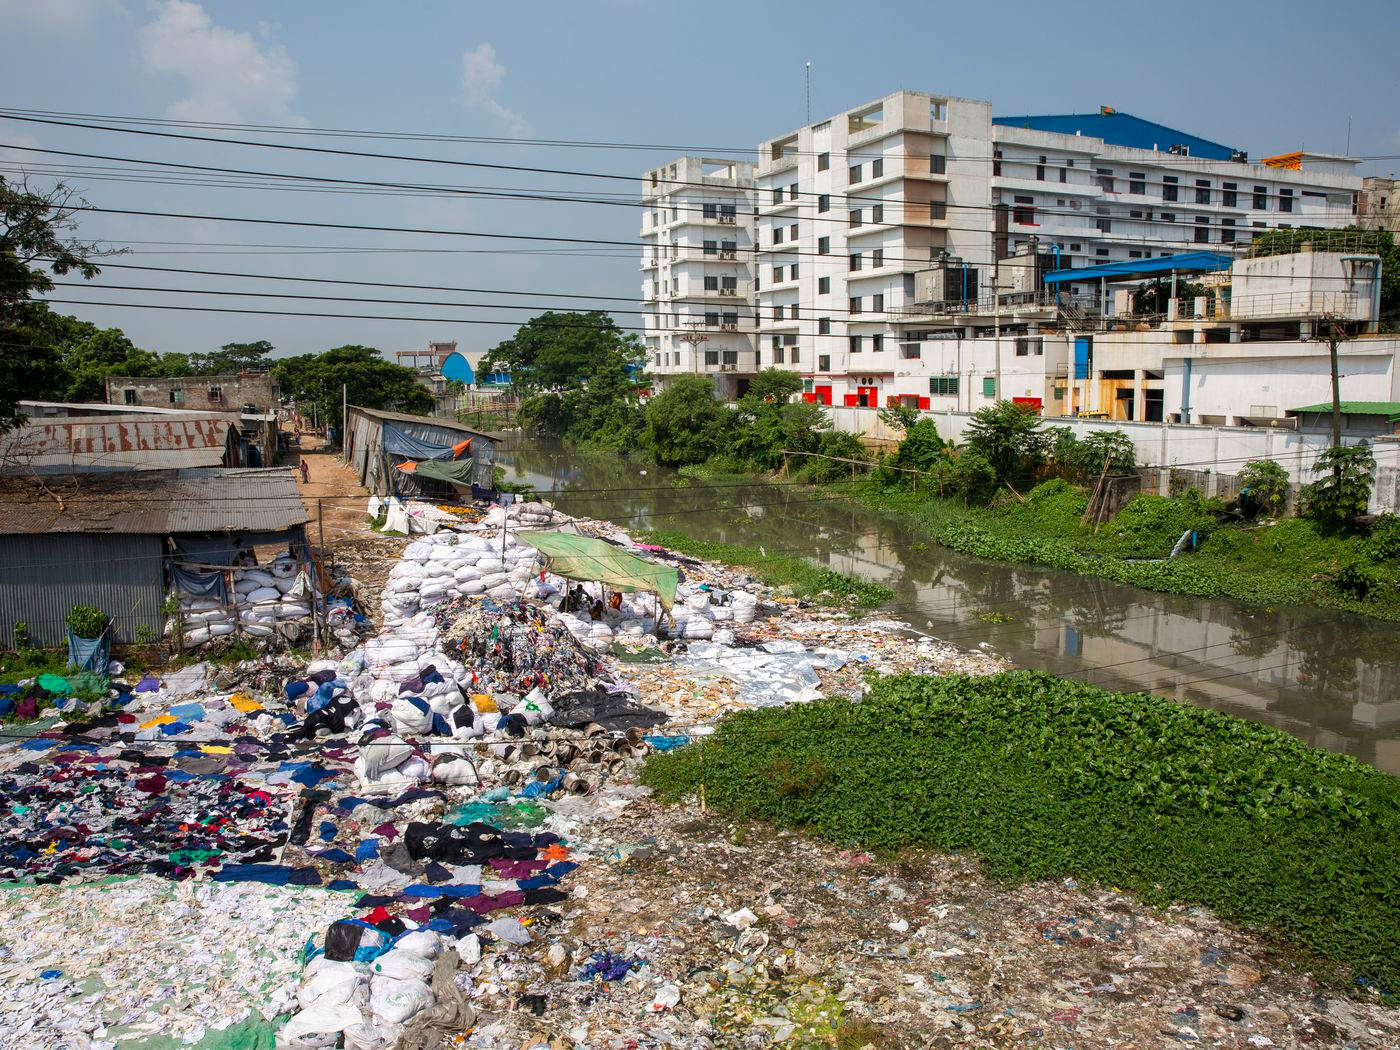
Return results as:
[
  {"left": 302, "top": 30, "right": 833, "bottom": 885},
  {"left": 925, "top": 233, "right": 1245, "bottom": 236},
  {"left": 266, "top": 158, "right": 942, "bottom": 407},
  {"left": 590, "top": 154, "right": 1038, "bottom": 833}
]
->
[
  {"left": 841, "top": 478, "right": 1400, "bottom": 621},
  {"left": 638, "top": 529, "right": 893, "bottom": 608},
  {"left": 643, "top": 671, "right": 1400, "bottom": 993}
]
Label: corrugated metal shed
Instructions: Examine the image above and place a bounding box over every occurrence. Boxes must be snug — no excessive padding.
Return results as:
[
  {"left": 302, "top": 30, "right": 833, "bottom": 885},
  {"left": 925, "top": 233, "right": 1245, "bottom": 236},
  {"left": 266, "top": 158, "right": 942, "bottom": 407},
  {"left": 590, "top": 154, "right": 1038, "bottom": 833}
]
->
[
  {"left": 0, "top": 414, "right": 239, "bottom": 472},
  {"left": 345, "top": 405, "right": 498, "bottom": 499},
  {"left": 0, "top": 534, "right": 165, "bottom": 647},
  {"left": 0, "top": 468, "right": 309, "bottom": 536}
]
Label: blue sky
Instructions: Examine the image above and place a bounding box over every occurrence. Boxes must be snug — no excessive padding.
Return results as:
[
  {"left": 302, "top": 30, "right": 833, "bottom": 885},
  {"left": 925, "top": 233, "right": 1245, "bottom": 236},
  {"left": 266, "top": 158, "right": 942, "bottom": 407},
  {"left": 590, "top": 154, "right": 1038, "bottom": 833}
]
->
[{"left": 3, "top": 0, "right": 1398, "bottom": 360}]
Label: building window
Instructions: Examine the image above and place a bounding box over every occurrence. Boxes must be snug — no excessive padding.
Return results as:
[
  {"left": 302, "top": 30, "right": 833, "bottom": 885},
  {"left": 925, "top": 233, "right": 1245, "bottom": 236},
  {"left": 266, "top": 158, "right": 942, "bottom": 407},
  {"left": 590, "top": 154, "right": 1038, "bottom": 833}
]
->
[
  {"left": 931, "top": 201, "right": 946, "bottom": 219},
  {"left": 871, "top": 204, "right": 883, "bottom": 223},
  {"left": 871, "top": 158, "right": 884, "bottom": 178},
  {"left": 1195, "top": 180, "right": 1212, "bottom": 205},
  {"left": 1014, "top": 336, "right": 1044, "bottom": 357},
  {"left": 849, "top": 163, "right": 862, "bottom": 184},
  {"left": 1253, "top": 186, "right": 1268, "bottom": 209},
  {"left": 818, "top": 193, "right": 829, "bottom": 212},
  {"left": 703, "top": 201, "right": 718, "bottom": 218},
  {"left": 1095, "top": 248, "right": 1110, "bottom": 257},
  {"left": 789, "top": 223, "right": 798, "bottom": 240},
  {"left": 773, "top": 305, "right": 783, "bottom": 320},
  {"left": 872, "top": 293, "right": 884, "bottom": 312},
  {"left": 772, "top": 265, "right": 783, "bottom": 283},
  {"left": 982, "top": 377, "right": 996, "bottom": 398},
  {"left": 704, "top": 275, "right": 719, "bottom": 290},
  {"left": 819, "top": 317, "right": 831, "bottom": 335},
  {"left": 1096, "top": 217, "right": 1112, "bottom": 233},
  {"left": 1129, "top": 250, "right": 1143, "bottom": 258},
  {"left": 1279, "top": 188, "right": 1294, "bottom": 213},
  {"left": 1129, "top": 172, "right": 1146, "bottom": 194},
  {"left": 1160, "top": 212, "right": 1176, "bottom": 223},
  {"left": 1096, "top": 167, "right": 1115, "bottom": 192},
  {"left": 872, "top": 334, "right": 883, "bottom": 352},
  {"left": 818, "top": 276, "right": 830, "bottom": 294},
  {"left": 1222, "top": 182, "right": 1238, "bottom": 208},
  {"left": 849, "top": 208, "right": 862, "bottom": 227},
  {"left": 993, "top": 149, "right": 1002, "bottom": 177},
  {"left": 206, "top": 385, "right": 222, "bottom": 403},
  {"left": 721, "top": 276, "right": 737, "bottom": 292},
  {"left": 703, "top": 239, "right": 717, "bottom": 254},
  {"left": 705, "top": 311, "right": 720, "bottom": 327},
  {"left": 1036, "top": 160, "right": 1045, "bottom": 181},
  {"left": 722, "top": 312, "right": 737, "bottom": 327},
  {"left": 817, "top": 152, "right": 829, "bottom": 172},
  {"left": 774, "top": 344, "right": 785, "bottom": 364},
  {"left": 720, "top": 203, "right": 736, "bottom": 221},
  {"left": 1012, "top": 195, "right": 1036, "bottom": 225},
  {"left": 723, "top": 350, "right": 737, "bottom": 365},
  {"left": 1162, "top": 176, "right": 1179, "bottom": 202},
  {"left": 930, "top": 153, "right": 946, "bottom": 175},
  {"left": 848, "top": 335, "right": 861, "bottom": 353},
  {"left": 772, "top": 227, "right": 784, "bottom": 245},
  {"left": 849, "top": 253, "right": 862, "bottom": 271},
  {"left": 789, "top": 264, "right": 799, "bottom": 280},
  {"left": 930, "top": 375, "right": 958, "bottom": 396},
  {"left": 791, "top": 304, "right": 799, "bottom": 319},
  {"left": 849, "top": 296, "right": 862, "bottom": 314},
  {"left": 704, "top": 350, "right": 719, "bottom": 366},
  {"left": 166, "top": 388, "right": 182, "bottom": 405},
  {"left": 872, "top": 248, "right": 883, "bottom": 268},
  {"left": 818, "top": 236, "right": 830, "bottom": 255},
  {"left": 772, "top": 187, "right": 783, "bottom": 205},
  {"left": 1194, "top": 217, "right": 1210, "bottom": 244},
  {"left": 1221, "top": 218, "right": 1237, "bottom": 244},
  {"left": 818, "top": 354, "right": 831, "bottom": 372}
]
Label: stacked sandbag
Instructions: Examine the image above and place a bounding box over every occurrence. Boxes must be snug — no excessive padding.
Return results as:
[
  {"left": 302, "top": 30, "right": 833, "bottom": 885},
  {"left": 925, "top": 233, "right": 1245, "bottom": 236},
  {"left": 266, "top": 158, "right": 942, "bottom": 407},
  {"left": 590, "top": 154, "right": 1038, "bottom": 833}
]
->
[{"left": 169, "top": 595, "right": 237, "bottom": 648}]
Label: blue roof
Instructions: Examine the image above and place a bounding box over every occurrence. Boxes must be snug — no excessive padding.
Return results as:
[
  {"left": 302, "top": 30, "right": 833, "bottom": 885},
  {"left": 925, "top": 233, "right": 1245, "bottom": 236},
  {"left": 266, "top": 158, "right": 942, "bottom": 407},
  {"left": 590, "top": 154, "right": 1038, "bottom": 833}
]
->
[
  {"left": 1042, "top": 251, "right": 1232, "bottom": 284},
  {"left": 992, "top": 111, "right": 1239, "bottom": 161},
  {"left": 441, "top": 351, "right": 474, "bottom": 383}
]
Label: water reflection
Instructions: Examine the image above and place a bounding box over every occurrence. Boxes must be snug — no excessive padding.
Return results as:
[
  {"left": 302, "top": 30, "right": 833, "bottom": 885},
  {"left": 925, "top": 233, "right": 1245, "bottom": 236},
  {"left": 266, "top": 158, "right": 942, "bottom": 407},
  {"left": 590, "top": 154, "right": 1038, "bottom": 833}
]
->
[{"left": 499, "top": 442, "right": 1400, "bottom": 773}]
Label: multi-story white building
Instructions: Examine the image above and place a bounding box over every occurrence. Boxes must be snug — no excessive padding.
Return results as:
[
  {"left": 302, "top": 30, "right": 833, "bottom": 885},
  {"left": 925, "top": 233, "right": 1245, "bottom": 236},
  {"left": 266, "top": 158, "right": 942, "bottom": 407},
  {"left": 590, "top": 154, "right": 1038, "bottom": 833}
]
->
[
  {"left": 639, "top": 157, "right": 758, "bottom": 398},
  {"left": 746, "top": 90, "right": 1364, "bottom": 411}
]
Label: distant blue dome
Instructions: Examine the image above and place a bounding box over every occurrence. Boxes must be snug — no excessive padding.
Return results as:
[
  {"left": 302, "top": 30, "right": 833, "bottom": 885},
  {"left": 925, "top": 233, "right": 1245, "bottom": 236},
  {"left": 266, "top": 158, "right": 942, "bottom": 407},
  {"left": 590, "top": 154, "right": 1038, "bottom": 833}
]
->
[{"left": 441, "top": 352, "right": 474, "bottom": 383}]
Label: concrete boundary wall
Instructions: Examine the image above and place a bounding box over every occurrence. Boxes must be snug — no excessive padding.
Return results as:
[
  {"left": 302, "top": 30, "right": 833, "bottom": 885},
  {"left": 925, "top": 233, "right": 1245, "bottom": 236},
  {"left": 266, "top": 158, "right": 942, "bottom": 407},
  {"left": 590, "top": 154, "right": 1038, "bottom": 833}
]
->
[{"left": 825, "top": 406, "right": 1400, "bottom": 513}]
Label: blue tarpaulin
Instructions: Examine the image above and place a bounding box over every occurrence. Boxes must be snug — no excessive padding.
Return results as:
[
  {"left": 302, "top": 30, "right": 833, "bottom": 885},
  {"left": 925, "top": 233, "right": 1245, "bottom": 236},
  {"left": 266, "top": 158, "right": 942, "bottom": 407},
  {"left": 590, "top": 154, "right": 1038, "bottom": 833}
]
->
[{"left": 380, "top": 422, "right": 454, "bottom": 461}]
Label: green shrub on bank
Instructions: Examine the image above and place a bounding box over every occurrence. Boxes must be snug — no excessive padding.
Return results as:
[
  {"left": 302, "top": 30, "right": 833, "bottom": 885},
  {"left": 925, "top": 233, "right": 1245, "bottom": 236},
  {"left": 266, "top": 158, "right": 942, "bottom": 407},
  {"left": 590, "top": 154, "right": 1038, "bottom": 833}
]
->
[
  {"left": 638, "top": 530, "right": 892, "bottom": 607},
  {"left": 643, "top": 671, "right": 1400, "bottom": 991}
]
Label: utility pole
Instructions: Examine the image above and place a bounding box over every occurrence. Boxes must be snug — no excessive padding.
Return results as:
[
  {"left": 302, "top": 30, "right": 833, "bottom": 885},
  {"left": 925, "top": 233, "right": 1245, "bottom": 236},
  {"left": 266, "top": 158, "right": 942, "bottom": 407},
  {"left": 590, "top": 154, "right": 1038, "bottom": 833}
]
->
[
  {"left": 341, "top": 383, "right": 347, "bottom": 453},
  {"left": 1322, "top": 314, "right": 1344, "bottom": 481}
]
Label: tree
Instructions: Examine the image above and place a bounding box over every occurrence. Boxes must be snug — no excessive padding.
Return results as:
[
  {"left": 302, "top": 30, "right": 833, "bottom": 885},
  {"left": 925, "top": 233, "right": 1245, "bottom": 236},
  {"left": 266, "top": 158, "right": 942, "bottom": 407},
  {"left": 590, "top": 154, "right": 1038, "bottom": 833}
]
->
[
  {"left": 889, "top": 418, "right": 948, "bottom": 474},
  {"left": 877, "top": 403, "right": 921, "bottom": 435},
  {"left": 963, "top": 400, "right": 1047, "bottom": 480},
  {"left": 480, "top": 311, "right": 644, "bottom": 394},
  {"left": 1299, "top": 444, "right": 1374, "bottom": 532},
  {"left": 744, "top": 368, "right": 803, "bottom": 405},
  {"left": 0, "top": 178, "right": 106, "bottom": 431},
  {"left": 191, "top": 340, "right": 275, "bottom": 375},
  {"left": 272, "top": 345, "right": 433, "bottom": 428},
  {"left": 641, "top": 374, "right": 731, "bottom": 466}
]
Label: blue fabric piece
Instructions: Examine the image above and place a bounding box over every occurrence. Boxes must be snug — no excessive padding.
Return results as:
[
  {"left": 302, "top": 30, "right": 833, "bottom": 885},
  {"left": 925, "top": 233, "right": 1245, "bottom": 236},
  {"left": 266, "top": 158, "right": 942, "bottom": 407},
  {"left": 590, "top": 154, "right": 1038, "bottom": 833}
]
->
[
  {"left": 284, "top": 681, "right": 310, "bottom": 701},
  {"left": 0, "top": 684, "right": 20, "bottom": 695},
  {"left": 135, "top": 675, "right": 160, "bottom": 693},
  {"left": 213, "top": 864, "right": 323, "bottom": 886},
  {"left": 643, "top": 734, "right": 690, "bottom": 752},
  {"left": 355, "top": 839, "right": 380, "bottom": 863},
  {"left": 170, "top": 536, "right": 235, "bottom": 600},
  {"left": 67, "top": 629, "right": 110, "bottom": 675},
  {"left": 401, "top": 696, "right": 430, "bottom": 716},
  {"left": 518, "top": 773, "right": 564, "bottom": 799},
  {"left": 430, "top": 712, "right": 451, "bottom": 736},
  {"left": 518, "top": 862, "right": 579, "bottom": 891},
  {"left": 339, "top": 796, "right": 369, "bottom": 812},
  {"left": 164, "top": 770, "right": 197, "bottom": 783},
  {"left": 379, "top": 422, "right": 454, "bottom": 461},
  {"left": 318, "top": 821, "right": 337, "bottom": 841},
  {"left": 401, "top": 883, "right": 483, "bottom": 898},
  {"left": 159, "top": 721, "right": 193, "bottom": 736},
  {"left": 21, "top": 739, "right": 58, "bottom": 751},
  {"left": 292, "top": 765, "right": 338, "bottom": 788},
  {"left": 327, "top": 879, "right": 360, "bottom": 893},
  {"left": 308, "top": 682, "right": 337, "bottom": 714},
  {"left": 168, "top": 702, "right": 205, "bottom": 721},
  {"left": 0, "top": 698, "right": 13, "bottom": 718},
  {"left": 314, "top": 848, "right": 355, "bottom": 865}
]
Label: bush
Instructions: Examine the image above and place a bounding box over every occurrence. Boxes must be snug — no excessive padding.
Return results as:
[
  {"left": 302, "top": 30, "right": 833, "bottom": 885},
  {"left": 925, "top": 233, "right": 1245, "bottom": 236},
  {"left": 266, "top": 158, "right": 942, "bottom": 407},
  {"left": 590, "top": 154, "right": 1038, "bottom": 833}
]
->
[
  {"left": 949, "top": 450, "right": 998, "bottom": 505},
  {"left": 1367, "top": 515, "right": 1400, "bottom": 562},
  {"left": 889, "top": 418, "right": 947, "bottom": 477},
  {"left": 641, "top": 375, "right": 731, "bottom": 467},
  {"left": 66, "top": 605, "right": 108, "bottom": 639},
  {"left": 963, "top": 400, "right": 1047, "bottom": 480},
  {"left": 1101, "top": 489, "right": 1218, "bottom": 557},
  {"left": 643, "top": 670, "right": 1400, "bottom": 991},
  {"left": 1237, "top": 459, "right": 1291, "bottom": 518}
]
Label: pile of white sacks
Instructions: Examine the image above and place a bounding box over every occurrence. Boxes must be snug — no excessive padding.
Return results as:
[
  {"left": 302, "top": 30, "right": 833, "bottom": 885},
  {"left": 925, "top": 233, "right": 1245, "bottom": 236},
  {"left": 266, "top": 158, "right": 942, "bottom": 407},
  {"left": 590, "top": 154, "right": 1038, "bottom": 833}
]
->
[
  {"left": 380, "top": 534, "right": 542, "bottom": 626},
  {"left": 172, "top": 554, "right": 315, "bottom": 647},
  {"left": 281, "top": 929, "right": 458, "bottom": 1049}
]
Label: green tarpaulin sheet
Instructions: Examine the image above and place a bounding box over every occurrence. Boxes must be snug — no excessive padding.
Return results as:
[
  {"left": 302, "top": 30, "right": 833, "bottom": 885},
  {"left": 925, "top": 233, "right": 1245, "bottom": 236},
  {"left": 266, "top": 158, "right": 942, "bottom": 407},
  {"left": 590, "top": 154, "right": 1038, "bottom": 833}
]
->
[
  {"left": 402, "top": 458, "right": 476, "bottom": 486},
  {"left": 520, "top": 531, "right": 679, "bottom": 611}
]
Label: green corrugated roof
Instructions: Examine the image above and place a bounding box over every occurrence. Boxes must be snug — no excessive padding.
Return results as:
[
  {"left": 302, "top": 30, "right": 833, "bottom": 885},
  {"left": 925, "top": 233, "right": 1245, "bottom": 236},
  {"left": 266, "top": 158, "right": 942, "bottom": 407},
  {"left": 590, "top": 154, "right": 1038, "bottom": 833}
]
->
[{"left": 1287, "top": 401, "right": 1400, "bottom": 420}]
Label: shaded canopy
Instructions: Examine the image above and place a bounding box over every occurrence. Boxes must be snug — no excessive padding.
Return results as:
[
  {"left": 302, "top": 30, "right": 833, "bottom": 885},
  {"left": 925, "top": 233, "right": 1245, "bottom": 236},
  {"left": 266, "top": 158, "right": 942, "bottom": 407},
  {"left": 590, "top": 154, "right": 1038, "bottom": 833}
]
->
[
  {"left": 519, "top": 531, "right": 679, "bottom": 611},
  {"left": 395, "top": 458, "right": 476, "bottom": 485}
]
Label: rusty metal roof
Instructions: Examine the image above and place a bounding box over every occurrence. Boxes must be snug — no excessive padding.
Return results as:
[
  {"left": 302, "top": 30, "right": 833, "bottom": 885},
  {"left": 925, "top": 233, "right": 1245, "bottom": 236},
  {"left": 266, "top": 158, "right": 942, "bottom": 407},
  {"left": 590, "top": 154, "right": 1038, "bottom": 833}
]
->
[
  {"left": 0, "top": 468, "right": 309, "bottom": 536},
  {"left": 0, "top": 414, "right": 237, "bottom": 473}
]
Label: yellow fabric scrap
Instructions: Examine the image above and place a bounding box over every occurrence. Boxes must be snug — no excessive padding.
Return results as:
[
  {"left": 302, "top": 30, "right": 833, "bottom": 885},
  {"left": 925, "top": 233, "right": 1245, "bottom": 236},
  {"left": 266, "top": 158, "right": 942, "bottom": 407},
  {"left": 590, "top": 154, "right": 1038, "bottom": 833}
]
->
[
  {"left": 200, "top": 745, "right": 233, "bottom": 755},
  {"left": 139, "top": 715, "right": 176, "bottom": 729},
  {"left": 229, "top": 693, "right": 263, "bottom": 713},
  {"left": 472, "top": 694, "right": 498, "bottom": 713}
]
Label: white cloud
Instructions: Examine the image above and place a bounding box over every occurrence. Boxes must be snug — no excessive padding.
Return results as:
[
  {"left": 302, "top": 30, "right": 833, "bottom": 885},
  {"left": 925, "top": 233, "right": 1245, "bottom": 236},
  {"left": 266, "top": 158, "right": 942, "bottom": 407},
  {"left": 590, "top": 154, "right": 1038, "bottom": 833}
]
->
[
  {"left": 139, "top": 1, "right": 301, "bottom": 124},
  {"left": 460, "top": 42, "right": 530, "bottom": 137},
  {"left": 0, "top": 0, "right": 107, "bottom": 31}
]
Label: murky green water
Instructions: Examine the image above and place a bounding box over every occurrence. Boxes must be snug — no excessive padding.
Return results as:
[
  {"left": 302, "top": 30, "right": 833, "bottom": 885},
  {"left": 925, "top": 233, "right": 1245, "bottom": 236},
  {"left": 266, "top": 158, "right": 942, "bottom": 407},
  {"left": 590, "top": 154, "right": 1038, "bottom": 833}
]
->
[{"left": 499, "top": 441, "right": 1400, "bottom": 773}]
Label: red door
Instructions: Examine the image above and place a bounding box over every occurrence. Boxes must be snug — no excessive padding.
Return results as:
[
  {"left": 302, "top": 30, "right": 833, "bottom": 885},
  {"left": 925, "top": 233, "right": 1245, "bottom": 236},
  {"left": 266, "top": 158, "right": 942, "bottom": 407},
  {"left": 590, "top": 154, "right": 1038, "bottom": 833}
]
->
[
  {"left": 856, "top": 385, "right": 878, "bottom": 407},
  {"left": 815, "top": 385, "right": 833, "bottom": 406}
]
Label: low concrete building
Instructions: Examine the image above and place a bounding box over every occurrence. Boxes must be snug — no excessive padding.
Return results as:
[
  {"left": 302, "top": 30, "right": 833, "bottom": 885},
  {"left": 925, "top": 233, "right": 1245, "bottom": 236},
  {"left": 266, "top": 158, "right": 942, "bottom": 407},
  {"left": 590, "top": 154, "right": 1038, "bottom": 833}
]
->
[
  {"left": 105, "top": 373, "right": 280, "bottom": 464},
  {"left": 2, "top": 406, "right": 243, "bottom": 473},
  {"left": 1359, "top": 176, "right": 1400, "bottom": 235}
]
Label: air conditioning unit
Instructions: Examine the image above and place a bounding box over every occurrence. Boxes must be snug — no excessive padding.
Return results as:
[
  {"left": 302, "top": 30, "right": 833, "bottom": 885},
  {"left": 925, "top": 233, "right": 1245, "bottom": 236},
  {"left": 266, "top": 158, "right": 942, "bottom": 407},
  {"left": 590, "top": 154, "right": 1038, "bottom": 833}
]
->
[
  {"left": 719, "top": 250, "right": 736, "bottom": 260},
  {"left": 719, "top": 287, "right": 737, "bottom": 296},
  {"left": 720, "top": 323, "right": 739, "bottom": 331},
  {"left": 719, "top": 215, "right": 737, "bottom": 225}
]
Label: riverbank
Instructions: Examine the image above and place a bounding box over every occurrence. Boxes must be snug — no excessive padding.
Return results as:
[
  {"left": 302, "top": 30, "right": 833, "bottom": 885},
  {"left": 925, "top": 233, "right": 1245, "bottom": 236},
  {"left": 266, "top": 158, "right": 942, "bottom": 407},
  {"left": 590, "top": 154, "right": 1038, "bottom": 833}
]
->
[
  {"left": 825, "top": 476, "right": 1400, "bottom": 623},
  {"left": 643, "top": 670, "right": 1400, "bottom": 996}
]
